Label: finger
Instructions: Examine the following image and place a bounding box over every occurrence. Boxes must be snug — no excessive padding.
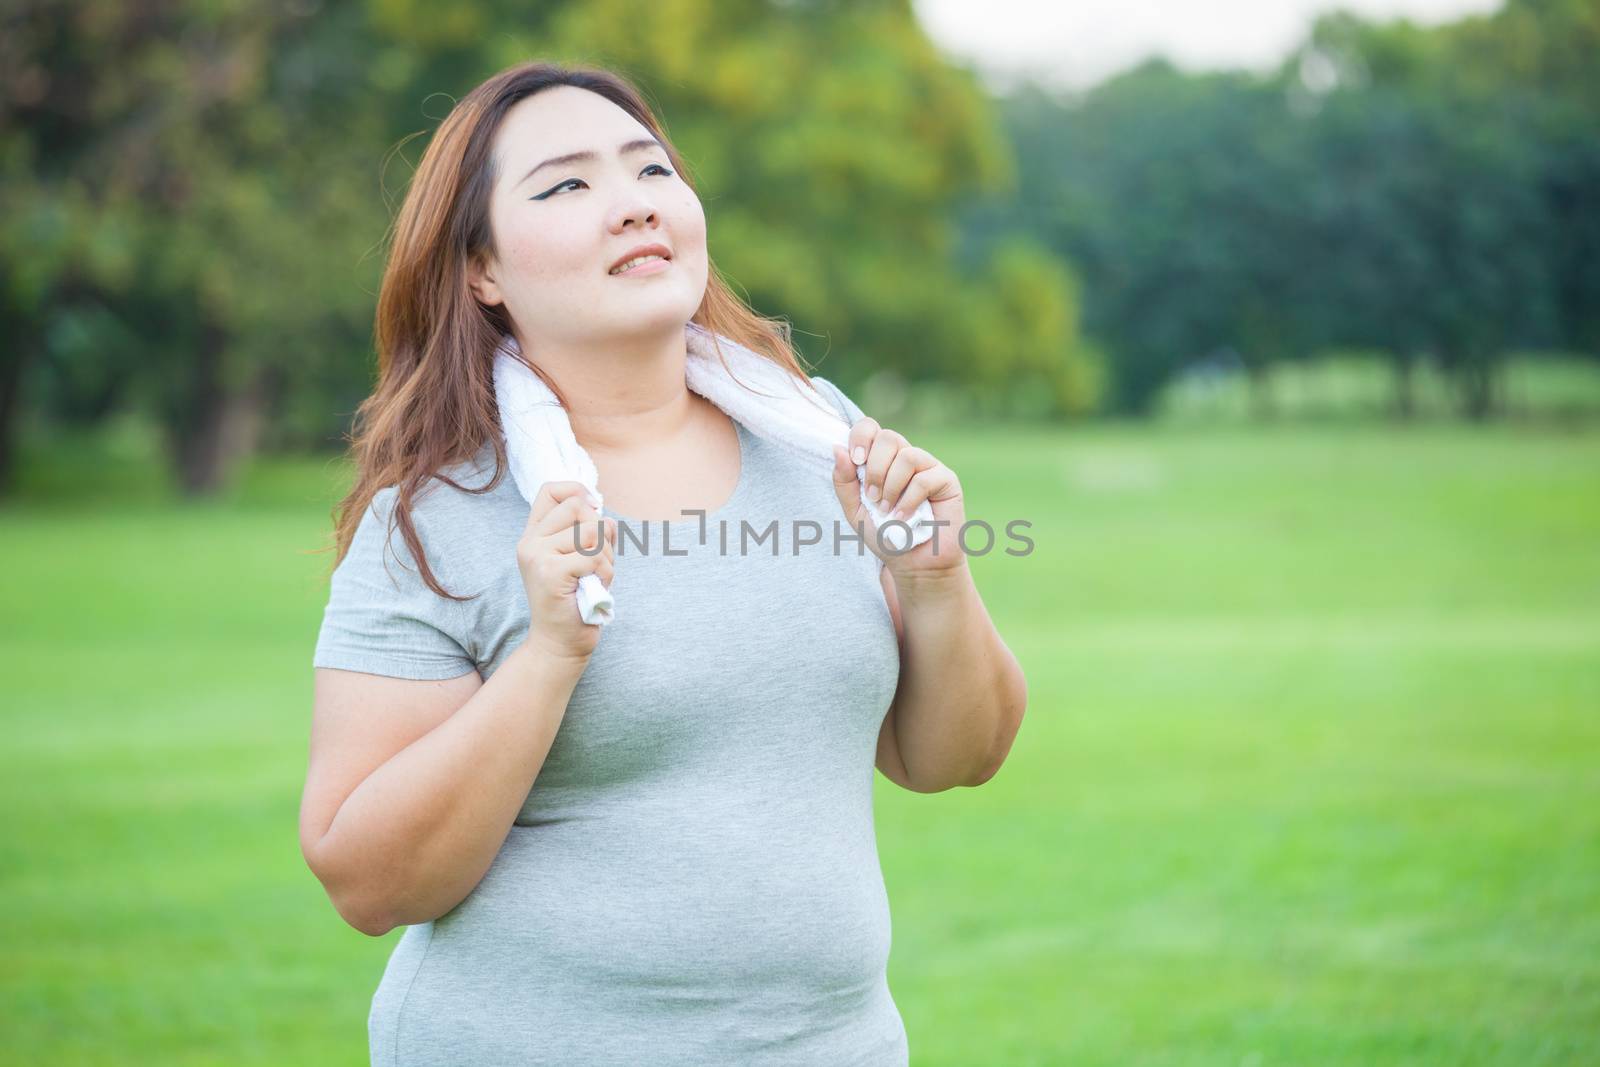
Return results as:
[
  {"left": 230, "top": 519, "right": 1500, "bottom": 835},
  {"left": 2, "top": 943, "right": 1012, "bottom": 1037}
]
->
[
  {"left": 550, "top": 515, "right": 607, "bottom": 555},
  {"left": 528, "top": 487, "right": 596, "bottom": 543},
  {"left": 555, "top": 523, "right": 614, "bottom": 573},
  {"left": 588, "top": 518, "right": 617, "bottom": 574},
  {"left": 539, "top": 496, "right": 602, "bottom": 546},
  {"left": 863, "top": 428, "right": 906, "bottom": 504},
  {"left": 577, "top": 513, "right": 606, "bottom": 552},
  {"left": 846, "top": 416, "right": 878, "bottom": 468},
  {"left": 881, "top": 446, "right": 932, "bottom": 512},
  {"left": 887, "top": 467, "right": 935, "bottom": 521},
  {"left": 591, "top": 528, "right": 616, "bottom": 577},
  {"left": 535, "top": 500, "right": 585, "bottom": 547},
  {"left": 547, "top": 551, "right": 588, "bottom": 590},
  {"left": 531, "top": 480, "right": 599, "bottom": 523},
  {"left": 831, "top": 443, "right": 863, "bottom": 517},
  {"left": 896, "top": 465, "right": 961, "bottom": 520},
  {"left": 595, "top": 518, "right": 616, "bottom": 559},
  {"left": 553, "top": 536, "right": 608, "bottom": 580}
]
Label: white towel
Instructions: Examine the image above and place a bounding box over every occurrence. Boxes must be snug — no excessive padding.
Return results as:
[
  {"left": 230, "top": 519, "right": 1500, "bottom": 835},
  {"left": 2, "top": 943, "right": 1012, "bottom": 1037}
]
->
[{"left": 491, "top": 322, "right": 936, "bottom": 626}]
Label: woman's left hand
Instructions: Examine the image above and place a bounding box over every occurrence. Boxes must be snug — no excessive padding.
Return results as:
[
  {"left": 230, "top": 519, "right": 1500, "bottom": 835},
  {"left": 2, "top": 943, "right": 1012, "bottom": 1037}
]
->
[{"left": 830, "top": 417, "right": 968, "bottom": 583}]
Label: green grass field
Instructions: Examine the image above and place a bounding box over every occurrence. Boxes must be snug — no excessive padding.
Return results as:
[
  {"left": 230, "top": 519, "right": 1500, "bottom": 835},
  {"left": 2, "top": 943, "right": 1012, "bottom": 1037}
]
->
[{"left": 2, "top": 419, "right": 1597, "bottom": 1066}]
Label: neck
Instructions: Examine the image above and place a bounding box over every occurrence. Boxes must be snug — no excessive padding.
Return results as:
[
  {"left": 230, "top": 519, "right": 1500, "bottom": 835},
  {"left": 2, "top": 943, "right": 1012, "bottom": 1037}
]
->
[{"left": 518, "top": 325, "right": 701, "bottom": 455}]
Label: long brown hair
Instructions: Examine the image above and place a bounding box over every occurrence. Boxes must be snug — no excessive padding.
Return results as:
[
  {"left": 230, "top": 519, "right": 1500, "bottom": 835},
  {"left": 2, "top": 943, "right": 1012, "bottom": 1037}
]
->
[{"left": 327, "top": 60, "right": 814, "bottom": 601}]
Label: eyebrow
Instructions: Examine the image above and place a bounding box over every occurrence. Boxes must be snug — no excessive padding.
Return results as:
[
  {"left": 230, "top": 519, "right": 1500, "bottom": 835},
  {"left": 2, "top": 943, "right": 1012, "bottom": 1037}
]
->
[{"left": 516, "top": 138, "right": 666, "bottom": 189}]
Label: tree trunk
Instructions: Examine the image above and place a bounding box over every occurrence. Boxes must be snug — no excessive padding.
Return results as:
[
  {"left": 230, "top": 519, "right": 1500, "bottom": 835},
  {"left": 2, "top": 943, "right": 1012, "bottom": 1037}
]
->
[
  {"left": 1457, "top": 360, "right": 1499, "bottom": 422},
  {"left": 170, "top": 321, "right": 271, "bottom": 496},
  {"left": 1246, "top": 361, "right": 1274, "bottom": 421},
  {"left": 0, "top": 266, "right": 44, "bottom": 495},
  {"left": 1391, "top": 352, "right": 1417, "bottom": 420},
  {"left": 0, "top": 321, "right": 31, "bottom": 496}
]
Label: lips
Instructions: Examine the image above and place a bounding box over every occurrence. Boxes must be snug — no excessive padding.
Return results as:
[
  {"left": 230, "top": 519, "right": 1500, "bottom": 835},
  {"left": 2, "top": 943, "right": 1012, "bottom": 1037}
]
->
[{"left": 608, "top": 243, "right": 673, "bottom": 275}]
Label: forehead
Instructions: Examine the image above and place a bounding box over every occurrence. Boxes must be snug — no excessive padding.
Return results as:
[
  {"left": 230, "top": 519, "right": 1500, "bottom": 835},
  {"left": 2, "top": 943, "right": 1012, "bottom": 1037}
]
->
[{"left": 494, "top": 86, "right": 650, "bottom": 172}]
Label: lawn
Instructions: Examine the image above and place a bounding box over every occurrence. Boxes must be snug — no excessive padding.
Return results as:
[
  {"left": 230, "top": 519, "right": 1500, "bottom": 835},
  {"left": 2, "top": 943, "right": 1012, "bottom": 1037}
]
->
[{"left": 2, "top": 419, "right": 1597, "bottom": 1065}]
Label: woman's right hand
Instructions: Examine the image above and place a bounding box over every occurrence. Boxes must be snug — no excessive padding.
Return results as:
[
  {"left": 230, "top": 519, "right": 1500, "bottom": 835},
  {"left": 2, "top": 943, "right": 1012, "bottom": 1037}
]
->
[{"left": 516, "top": 481, "right": 616, "bottom": 664}]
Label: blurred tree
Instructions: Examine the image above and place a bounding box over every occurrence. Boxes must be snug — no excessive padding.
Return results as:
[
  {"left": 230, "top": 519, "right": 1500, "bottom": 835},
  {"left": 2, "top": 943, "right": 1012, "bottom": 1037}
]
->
[
  {"left": 2, "top": 0, "right": 1101, "bottom": 499},
  {"left": 1, "top": 0, "right": 391, "bottom": 492},
  {"left": 1467, "top": 0, "right": 1600, "bottom": 368},
  {"left": 947, "top": 236, "right": 1104, "bottom": 417},
  {"left": 976, "top": 0, "right": 1597, "bottom": 421},
  {"left": 990, "top": 62, "right": 1324, "bottom": 416},
  {"left": 529, "top": 0, "right": 1100, "bottom": 415},
  {"left": 1292, "top": 8, "right": 1565, "bottom": 420}
]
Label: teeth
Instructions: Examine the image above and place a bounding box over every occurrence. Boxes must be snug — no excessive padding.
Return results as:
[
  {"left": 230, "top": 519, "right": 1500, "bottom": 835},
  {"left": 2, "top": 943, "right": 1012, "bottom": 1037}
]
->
[{"left": 610, "top": 254, "right": 664, "bottom": 275}]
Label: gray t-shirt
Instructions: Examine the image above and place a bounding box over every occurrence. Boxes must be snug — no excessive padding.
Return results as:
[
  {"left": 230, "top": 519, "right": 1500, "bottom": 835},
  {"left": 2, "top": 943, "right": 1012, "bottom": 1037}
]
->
[{"left": 312, "top": 376, "right": 909, "bottom": 1066}]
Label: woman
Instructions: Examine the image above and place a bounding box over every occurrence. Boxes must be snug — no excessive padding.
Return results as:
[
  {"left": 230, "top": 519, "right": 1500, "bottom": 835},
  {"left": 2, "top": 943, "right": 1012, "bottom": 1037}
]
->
[{"left": 300, "top": 60, "right": 1026, "bottom": 1067}]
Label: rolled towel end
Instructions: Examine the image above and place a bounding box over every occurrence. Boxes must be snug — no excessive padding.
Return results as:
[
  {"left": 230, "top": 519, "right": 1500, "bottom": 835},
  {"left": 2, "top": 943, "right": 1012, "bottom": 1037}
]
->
[
  {"left": 576, "top": 573, "right": 615, "bottom": 627},
  {"left": 861, "top": 495, "right": 937, "bottom": 554}
]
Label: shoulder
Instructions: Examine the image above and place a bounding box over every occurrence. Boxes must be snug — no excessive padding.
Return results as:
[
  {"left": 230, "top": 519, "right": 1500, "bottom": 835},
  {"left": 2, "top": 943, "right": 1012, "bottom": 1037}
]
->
[
  {"left": 413, "top": 442, "right": 523, "bottom": 530},
  {"left": 340, "top": 485, "right": 456, "bottom": 600},
  {"left": 351, "top": 444, "right": 522, "bottom": 592},
  {"left": 805, "top": 374, "right": 868, "bottom": 426}
]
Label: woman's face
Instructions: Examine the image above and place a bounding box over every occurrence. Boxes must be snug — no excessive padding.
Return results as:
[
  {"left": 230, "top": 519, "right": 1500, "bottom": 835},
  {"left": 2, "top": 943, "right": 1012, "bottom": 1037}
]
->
[{"left": 469, "top": 86, "right": 709, "bottom": 352}]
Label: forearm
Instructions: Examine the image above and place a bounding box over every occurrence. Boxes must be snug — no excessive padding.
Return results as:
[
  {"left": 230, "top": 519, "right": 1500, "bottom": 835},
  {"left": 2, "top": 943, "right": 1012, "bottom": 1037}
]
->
[
  {"left": 890, "top": 563, "right": 1027, "bottom": 791},
  {"left": 314, "top": 642, "right": 587, "bottom": 934}
]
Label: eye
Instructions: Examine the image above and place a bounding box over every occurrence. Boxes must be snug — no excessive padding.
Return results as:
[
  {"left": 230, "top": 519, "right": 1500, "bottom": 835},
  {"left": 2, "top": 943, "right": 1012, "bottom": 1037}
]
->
[{"left": 533, "top": 163, "right": 674, "bottom": 200}]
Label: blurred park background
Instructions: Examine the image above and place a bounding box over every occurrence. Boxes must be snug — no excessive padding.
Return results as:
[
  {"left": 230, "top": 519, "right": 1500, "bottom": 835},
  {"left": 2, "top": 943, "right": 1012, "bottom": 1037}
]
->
[{"left": 2, "top": 0, "right": 1597, "bottom": 1064}]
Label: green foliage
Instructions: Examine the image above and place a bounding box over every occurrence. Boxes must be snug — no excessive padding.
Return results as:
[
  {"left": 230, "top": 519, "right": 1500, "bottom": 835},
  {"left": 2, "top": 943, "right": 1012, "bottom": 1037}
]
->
[
  {"left": 8, "top": 0, "right": 1598, "bottom": 497},
  {"left": 4, "top": 0, "right": 1103, "bottom": 497},
  {"left": 3, "top": 0, "right": 396, "bottom": 490},
  {"left": 536, "top": 0, "right": 1075, "bottom": 401},
  {"left": 976, "top": 0, "right": 1600, "bottom": 417},
  {"left": 949, "top": 237, "right": 1103, "bottom": 416}
]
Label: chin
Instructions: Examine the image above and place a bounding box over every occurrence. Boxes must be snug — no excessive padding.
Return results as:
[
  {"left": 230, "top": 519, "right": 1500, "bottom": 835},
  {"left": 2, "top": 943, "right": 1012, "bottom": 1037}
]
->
[
  {"left": 620, "top": 291, "right": 703, "bottom": 328},
  {"left": 601, "top": 305, "right": 698, "bottom": 339}
]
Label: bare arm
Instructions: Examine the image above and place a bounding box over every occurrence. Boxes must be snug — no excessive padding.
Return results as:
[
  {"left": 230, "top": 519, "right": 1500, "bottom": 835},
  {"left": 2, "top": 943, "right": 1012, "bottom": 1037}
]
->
[
  {"left": 874, "top": 561, "right": 1027, "bottom": 793},
  {"left": 826, "top": 401, "right": 1026, "bottom": 795},
  {"left": 299, "top": 642, "right": 589, "bottom": 937}
]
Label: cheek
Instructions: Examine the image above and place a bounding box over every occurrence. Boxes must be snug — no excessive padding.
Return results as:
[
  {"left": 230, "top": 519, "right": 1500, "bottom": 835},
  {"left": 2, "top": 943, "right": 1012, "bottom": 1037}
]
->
[
  {"left": 672, "top": 190, "right": 708, "bottom": 244},
  {"left": 492, "top": 202, "right": 595, "bottom": 286},
  {"left": 497, "top": 220, "right": 586, "bottom": 287}
]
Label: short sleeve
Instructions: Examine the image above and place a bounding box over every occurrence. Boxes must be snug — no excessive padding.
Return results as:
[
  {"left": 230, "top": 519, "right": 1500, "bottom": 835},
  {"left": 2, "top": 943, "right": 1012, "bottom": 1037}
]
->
[
  {"left": 312, "top": 487, "right": 478, "bottom": 680},
  {"left": 808, "top": 375, "right": 868, "bottom": 427}
]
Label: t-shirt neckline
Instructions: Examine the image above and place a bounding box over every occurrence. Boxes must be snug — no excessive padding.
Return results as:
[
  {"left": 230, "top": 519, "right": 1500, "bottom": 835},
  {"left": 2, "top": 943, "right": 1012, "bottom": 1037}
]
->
[{"left": 600, "top": 418, "right": 753, "bottom": 532}]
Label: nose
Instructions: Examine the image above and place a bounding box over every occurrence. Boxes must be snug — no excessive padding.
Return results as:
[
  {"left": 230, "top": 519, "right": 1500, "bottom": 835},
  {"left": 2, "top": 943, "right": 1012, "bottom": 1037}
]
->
[{"left": 608, "top": 191, "right": 660, "bottom": 233}]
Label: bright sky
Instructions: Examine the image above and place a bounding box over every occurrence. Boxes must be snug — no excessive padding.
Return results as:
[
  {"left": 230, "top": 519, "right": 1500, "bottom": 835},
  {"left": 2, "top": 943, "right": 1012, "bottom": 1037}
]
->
[{"left": 913, "top": 0, "right": 1504, "bottom": 91}]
